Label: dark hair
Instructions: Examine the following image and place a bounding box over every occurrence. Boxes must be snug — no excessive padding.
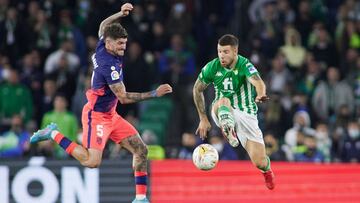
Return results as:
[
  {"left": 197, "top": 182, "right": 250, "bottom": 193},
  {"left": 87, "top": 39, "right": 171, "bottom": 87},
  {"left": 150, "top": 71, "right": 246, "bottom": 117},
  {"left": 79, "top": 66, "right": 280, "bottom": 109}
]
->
[
  {"left": 103, "top": 23, "right": 128, "bottom": 40},
  {"left": 218, "top": 34, "right": 238, "bottom": 47}
]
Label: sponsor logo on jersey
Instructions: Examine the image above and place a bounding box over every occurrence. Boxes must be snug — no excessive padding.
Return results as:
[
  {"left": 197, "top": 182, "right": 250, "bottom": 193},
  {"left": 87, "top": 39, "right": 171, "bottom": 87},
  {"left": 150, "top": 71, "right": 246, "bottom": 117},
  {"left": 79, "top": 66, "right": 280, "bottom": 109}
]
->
[
  {"left": 111, "top": 70, "right": 120, "bottom": 80},
  {"left": 215, "top": 71, "right": 223, "bottom": 77},
  {"left": 246, "top": 62, "right": 257, "bottom": 74}
]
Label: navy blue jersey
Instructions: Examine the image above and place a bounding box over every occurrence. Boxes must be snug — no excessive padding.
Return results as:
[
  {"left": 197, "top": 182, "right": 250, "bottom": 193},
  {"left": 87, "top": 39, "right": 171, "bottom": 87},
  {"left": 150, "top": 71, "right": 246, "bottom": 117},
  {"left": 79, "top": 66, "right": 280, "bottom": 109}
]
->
[{"left": 86, "top": 37, "right": 124, "bottom": 113}]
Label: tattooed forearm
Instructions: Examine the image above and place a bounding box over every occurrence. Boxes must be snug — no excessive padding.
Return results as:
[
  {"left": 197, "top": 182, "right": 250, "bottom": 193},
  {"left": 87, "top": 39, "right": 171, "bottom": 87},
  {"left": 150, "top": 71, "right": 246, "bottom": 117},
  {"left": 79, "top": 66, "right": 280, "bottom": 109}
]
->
[
  {"left": 248, "top": 73, "right": 266, "bottom": 96},
  {"left": 125, "top": 92, "right": 153, "bottom": 102},
  {"left": 109, "top": 82, "right": 154, "bottom": 104},
  {"left": 193, "top": 79, "right": 209, "bottom": 119}
]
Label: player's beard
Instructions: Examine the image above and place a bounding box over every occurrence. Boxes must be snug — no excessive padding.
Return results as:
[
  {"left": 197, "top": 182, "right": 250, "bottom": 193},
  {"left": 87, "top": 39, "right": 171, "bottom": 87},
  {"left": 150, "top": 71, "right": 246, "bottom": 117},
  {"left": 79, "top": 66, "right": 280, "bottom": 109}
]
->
[{"left": 223, "top": 57, "right": 234, "bottom": 69}]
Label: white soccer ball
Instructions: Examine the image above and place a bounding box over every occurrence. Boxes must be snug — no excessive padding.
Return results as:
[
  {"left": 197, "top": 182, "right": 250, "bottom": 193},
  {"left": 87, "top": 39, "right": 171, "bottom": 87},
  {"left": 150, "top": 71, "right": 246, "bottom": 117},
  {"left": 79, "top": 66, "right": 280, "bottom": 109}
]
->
[{"left": 192, "top": 144, "right": 219, "bottom": 171}]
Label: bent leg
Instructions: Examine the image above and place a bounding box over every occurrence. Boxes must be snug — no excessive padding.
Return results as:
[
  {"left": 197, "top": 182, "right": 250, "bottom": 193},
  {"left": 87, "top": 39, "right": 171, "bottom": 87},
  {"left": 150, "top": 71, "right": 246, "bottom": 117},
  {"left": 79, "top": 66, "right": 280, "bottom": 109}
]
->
[
  {"left": 121, "top": 134, "right": 149, "bottom": 201},
  {"left": 212, "top": 98, "right": 239, "bottom": 147},
  {"left": 245, "top": 140, "right": 269, "bottom": 170},
  {"left": 120, "top": 134, "right": 148, "bottom": 171},
  {"left": 245, "top": 139, "right": 275, "bottom": 190}
]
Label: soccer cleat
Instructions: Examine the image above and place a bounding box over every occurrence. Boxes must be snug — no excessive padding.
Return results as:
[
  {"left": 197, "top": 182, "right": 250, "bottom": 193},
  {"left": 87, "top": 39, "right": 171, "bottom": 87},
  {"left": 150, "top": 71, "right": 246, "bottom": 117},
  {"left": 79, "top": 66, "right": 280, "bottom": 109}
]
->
[
  {"left": 132, "top": 197, "right": 150, "bottom": 203},
  {"left": 263, "top": 170, "right": 275, "bottom": 190},
  {"left": 30, "top": 123, "right": 58, "bottom": 144},
  {"left": 219, "top": 117, "right": 239, "bottom": 147}
]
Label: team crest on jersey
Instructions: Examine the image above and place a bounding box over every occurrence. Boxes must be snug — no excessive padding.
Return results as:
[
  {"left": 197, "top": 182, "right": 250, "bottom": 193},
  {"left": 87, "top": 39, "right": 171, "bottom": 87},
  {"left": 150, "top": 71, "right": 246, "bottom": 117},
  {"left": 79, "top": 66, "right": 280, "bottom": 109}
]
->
[
  {"left": 111, "top": 66, "right": 115, "bottom": 70},
  {"left": 111, "top": 70, "right": 120, "bottom": 80}
]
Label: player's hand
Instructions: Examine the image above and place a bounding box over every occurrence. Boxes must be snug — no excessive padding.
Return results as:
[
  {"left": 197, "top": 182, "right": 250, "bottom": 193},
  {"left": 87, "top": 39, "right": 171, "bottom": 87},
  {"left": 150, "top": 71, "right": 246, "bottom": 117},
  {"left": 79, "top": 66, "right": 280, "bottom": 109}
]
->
[
  {"left": 196, "top": 119, "right": 211, "bottom": 140},
  {"left": 156, "top": 84, "right": 173, "bottom": 97},
  {"left": 255, "top": 95, "right": 269, "bottom": 103},
  {"left": 120, "top": 3, "right": 133, "bottom": 17}
]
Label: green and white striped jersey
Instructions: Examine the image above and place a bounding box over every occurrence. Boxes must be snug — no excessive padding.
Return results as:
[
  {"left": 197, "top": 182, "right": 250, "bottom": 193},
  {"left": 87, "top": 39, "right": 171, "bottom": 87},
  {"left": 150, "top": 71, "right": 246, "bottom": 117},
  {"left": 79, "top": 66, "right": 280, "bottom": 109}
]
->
[{"left": 198, "top": 55, "right": 259, "bottom": 115}]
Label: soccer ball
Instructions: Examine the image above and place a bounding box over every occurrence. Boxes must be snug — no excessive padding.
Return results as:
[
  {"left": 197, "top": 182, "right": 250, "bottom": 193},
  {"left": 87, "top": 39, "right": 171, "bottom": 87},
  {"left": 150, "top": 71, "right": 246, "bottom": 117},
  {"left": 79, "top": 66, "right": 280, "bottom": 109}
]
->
[{"left": 192, "top": 144, "right": 219, "bottom": 171}]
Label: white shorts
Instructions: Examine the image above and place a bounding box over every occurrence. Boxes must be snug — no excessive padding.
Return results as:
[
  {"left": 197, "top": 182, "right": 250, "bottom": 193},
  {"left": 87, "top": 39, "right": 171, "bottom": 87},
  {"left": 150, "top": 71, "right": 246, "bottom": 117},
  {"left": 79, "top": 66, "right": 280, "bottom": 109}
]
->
[{"left": 211, "top": 107, "right": 264, "bottom": 148}]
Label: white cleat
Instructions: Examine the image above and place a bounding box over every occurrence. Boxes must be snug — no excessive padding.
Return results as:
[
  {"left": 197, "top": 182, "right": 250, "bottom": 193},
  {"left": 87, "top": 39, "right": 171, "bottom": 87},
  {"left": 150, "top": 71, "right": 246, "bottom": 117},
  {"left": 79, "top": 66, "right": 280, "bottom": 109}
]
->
[{"left": 220, "top": 119, "right": 239, "bottom": 147}]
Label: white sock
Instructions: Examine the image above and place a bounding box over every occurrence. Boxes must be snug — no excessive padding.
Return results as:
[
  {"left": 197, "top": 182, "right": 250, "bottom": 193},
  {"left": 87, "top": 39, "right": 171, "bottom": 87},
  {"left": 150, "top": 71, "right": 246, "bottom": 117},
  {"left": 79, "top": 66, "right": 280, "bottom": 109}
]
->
[
  {"left": 136, "top": 195, "right": 146, "bottom": 200},
  {"left": 51, "top": 130, "right": 59, "bottom": 139}
]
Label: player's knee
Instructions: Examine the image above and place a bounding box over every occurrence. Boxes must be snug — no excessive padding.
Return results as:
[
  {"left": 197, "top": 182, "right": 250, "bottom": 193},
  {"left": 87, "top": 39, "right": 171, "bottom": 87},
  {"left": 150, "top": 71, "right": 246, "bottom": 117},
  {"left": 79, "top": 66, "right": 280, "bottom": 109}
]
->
[{"left": 217, "top": 97, "right": 231, "bottom": 106}]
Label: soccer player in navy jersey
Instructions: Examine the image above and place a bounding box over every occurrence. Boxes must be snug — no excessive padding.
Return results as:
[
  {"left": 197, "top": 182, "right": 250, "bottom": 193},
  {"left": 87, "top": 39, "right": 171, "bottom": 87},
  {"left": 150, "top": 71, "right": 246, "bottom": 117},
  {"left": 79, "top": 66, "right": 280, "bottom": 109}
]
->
[{"left": 30, "top": 3, "right": 172, "bottom": 203}]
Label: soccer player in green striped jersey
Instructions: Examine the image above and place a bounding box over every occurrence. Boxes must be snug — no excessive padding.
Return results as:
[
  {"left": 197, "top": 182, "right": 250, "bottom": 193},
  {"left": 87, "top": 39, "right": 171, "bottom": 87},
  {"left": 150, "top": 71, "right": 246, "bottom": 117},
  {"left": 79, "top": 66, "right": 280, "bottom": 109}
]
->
[{"left": 193, "top": 34, "right": 275, "bottom": 190}]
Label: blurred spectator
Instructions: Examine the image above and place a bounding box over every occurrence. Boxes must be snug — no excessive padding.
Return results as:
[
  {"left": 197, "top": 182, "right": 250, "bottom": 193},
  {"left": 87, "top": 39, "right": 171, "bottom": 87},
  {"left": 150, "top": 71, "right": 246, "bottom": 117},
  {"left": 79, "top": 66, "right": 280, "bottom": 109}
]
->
[
  {"left": 266, "top": 53, "right": 293, "bottom": 94},
  {"left": 295, "top": 57, "right": 322, "bottom": 97},
  {"left": 166, "top": 2, "right": 192, "bottom": 36},
  {"left": 309, "top": 25, "right": 338, "bottom": 67},
  {"left": 264, "top": 132, "right": 286, "bottom": 161},
  {"left": 41, "top": 93, "right": 78, "bottom": 158},
  {"left": 46, "top": 53, "right": 77, "bottom": 102},
  {"left": 263, "top": 92, "right": 290, "bottom": 138},
  {"left": 178, "top": 132, "right": 197, "bottom": 159},
  {"left": 0, "top": 7, "right": 28, "bottom": 64},
  {"left": 28, "top": 9, "right": 54, "bottom": 57},
  {"left": 71, "top": 73, "right": 91, "bottom": 124},
  {"left": 340, "top": 120, "right": 360, "bottom": 162},
  {"left": 37, "top": 79, "right": 57, "bottom": 125},
  {"left": 141, "top": 130, "right": 165, "bottom": 160},
  {"left": 314, "top": 122, "right": 332, "bottom": 162},
  {"left": 277, "top": 0, "right": 295, "bottom": 26},
  {"left": 119, "top": 41, "right": 153, "bottom": 117},
  {"left": 150, "top": 21, "right": 169, "bottom": 56},
  {"left": 0, "top": 115, "right": 30, "bottom": 158},
  {"left": 283, "top": 111, "right": 316, "bottom": 161},
  {"left": 248, "top": 1, "right": 281, "bottom": 58},
  {"left": 280, "top": 27, "right": 306, "bottom": 70},
  {"left": 294, "top": 134, "right": 325, "bottom": 162},
  {"left": 44, "top": 39, "right": 80, "bottom": 74},
  {"left": 57, "top": 9, "right": 87, "bottom": 67},
  {"left": 209, "top": 134, "right": 238, "bottom": 160},
  {"left": 0, "top": 68, "right": 33, "bottom": 130},
  {"left": 312, "top": 67, "right": 355, "bottom": 121},
  {"left": 294, "top": 0, "right": 315, "bottom": 46}
]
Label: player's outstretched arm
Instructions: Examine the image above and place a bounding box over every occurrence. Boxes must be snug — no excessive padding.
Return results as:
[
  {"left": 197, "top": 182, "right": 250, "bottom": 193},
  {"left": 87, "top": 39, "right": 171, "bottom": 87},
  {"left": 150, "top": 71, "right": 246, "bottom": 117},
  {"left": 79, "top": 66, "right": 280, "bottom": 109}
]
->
[
  {"left": 98, "top": 3, "right": 133, "bottom": 37},
  {"left": 193, "top": 79, "right": 211, "bottom": 139},
  {"left": 109, "top": 82, "right": 172, "bottom": 104},
  {"left": 247, "top": 74, "right": 270, "bottom": 103}
]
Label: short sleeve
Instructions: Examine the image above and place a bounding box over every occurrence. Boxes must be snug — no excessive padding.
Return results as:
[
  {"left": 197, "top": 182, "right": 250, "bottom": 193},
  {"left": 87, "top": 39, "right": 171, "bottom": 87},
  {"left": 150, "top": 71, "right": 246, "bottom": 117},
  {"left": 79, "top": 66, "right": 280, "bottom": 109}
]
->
[
  {"left": 243, "top": 59, "right": 259, "bottom": 78},
  {"left": 100, "top": 64, "right": 124, "bottom": 85},
  {"left": 198, "top": 62, "right": 214, "bottom": 84}
]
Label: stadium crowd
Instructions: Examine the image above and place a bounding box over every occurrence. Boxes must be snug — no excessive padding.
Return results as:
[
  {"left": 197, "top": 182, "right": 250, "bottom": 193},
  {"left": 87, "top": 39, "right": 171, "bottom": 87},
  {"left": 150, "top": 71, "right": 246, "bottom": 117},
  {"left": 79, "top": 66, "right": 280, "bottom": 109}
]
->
[{"left": 0, "top": 0, "right": 359, "bottom": 163}]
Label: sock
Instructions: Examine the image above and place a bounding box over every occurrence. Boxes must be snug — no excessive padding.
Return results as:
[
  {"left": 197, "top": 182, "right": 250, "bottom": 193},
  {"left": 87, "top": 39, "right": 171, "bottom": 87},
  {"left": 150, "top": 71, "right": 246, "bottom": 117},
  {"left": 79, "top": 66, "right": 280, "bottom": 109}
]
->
[
  {"left": 135, "top": 171, "right": 147, "bottom": 200},
  {"left": 51, "top": 131, "right": 78, "bottom": 155},
  {"left": 217, "top": 105, "right": 234, "bottom": 125},
  {"left": 258, "top": 156, "right": 271, "bottom": 172}
]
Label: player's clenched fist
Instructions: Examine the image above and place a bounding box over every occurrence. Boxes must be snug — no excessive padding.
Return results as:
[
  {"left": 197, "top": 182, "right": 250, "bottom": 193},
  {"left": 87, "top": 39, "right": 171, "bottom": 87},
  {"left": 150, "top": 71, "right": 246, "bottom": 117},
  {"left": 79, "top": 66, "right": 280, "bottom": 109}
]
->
[
  {"left": 155, "top": 84, "right": 173, "bottom": 97},
  {"left": 120, "top": 3, "right": 133, "bottom": 17}
]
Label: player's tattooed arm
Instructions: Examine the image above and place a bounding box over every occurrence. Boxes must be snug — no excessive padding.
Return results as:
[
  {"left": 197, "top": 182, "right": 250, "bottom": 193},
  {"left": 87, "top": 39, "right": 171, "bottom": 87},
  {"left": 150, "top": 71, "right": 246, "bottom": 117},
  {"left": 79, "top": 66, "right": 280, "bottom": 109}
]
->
[
  {"left": 109, "top": 82, "right": 172, "bottom": 104},
  {"left": 98, "top": 3, "right": 133, "bottom": 37},
  {"left": 193, "top": 79, "right": 209, "bottom": 120},
  {"left": 109, "top": 82, "right": 154, "bottom": 104},
  {"left": 247, "top": 73, "right": 269, "bottom": 103}
]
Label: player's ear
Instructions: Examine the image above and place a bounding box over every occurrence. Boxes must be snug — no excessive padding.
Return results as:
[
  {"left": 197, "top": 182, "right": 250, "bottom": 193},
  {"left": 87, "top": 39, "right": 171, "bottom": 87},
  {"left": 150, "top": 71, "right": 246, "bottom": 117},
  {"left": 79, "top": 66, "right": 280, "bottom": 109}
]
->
[{"left": 233, "top": 46, "right": 238, "bottom": 54}]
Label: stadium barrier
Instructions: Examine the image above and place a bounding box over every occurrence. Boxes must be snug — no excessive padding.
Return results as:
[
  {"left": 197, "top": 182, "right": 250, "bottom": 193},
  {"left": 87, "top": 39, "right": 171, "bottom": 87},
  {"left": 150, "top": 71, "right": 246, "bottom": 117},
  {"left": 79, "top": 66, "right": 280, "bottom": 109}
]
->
[
  {"left": 0, "top": 157, "right": 136, "bottom": 203},
  {"left": 151, "top": 160, "right": 360, "bottom": 203},
  {"left": 1, "top": 158, "right": 360, "bottom": 203}
]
